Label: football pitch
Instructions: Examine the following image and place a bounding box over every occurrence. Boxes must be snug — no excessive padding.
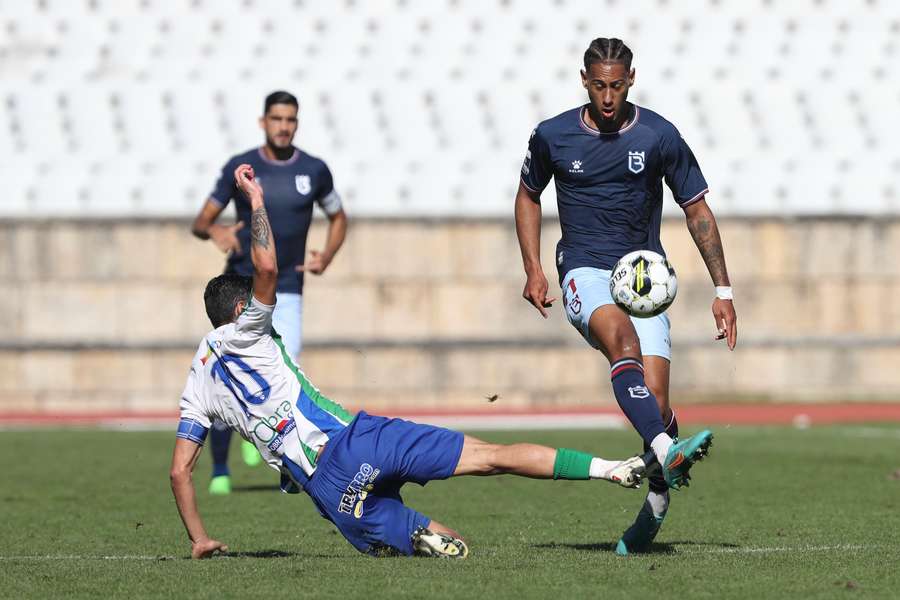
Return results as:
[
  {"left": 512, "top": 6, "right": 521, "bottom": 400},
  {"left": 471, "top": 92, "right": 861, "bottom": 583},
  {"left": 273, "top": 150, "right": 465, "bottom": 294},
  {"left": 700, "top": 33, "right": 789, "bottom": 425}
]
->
[{"left": 1, "top": 425, "right": 899, "bottom": 599}]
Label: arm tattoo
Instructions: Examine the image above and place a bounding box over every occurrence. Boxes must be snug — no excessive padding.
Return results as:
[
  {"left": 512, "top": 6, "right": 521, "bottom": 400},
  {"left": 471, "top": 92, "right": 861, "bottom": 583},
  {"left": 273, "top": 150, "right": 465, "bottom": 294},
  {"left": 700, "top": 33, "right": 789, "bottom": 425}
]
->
[
  {"left": 251, "top": 206, "right": 270, "bottom": 249},
  {"left": 687, "top": 214, "right": 730, "bottom": 286}
]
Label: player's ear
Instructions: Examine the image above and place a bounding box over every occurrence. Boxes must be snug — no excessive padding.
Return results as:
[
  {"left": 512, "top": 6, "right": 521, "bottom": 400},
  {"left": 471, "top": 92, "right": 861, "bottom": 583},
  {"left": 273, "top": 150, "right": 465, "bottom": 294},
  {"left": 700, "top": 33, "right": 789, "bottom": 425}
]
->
[
  {"left": 258, "top": 115, "right": 266, "bottom": 131},
  {"left": 233, "top": 300, "right": 246, "bottom": 321},
  {"left": 628, "top": 68, "right": 635, "bottom": 86},
  {"left": 580, "top": 69, "right": 588, "bottom": 89}
]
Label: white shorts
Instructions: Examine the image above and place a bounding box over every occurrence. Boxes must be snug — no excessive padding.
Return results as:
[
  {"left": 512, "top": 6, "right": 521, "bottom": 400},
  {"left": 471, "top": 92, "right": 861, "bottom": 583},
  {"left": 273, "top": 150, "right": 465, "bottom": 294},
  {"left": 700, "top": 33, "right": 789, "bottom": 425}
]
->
[
  {"left": 272, "top": 292, "right": 304, "bottom": 360},
  {"left": 561, "top": 267, "right": 672, "bottom": 360}
]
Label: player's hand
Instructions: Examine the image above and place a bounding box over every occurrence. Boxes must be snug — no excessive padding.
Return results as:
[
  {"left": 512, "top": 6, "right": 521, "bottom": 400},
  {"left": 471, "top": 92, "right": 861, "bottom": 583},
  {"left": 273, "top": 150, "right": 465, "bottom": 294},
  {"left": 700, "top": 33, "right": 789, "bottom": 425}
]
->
[
  {"left": 522, "top": 272, "right": 556, "bottom": 319},
  {"left": 296, "top": 250, "right": 330, "bottom": 275},
  {"left": 208, "top": 222, "right": 244, "bottom": 254},
  {"left": 191, "top": 538, "right": 229, "bottom": 559},
  {"left": 712, "top": 298, "right": 737, "bottom": 350},
  {"left": 233, "top": 164, "right": 263, "bottom": 200}
]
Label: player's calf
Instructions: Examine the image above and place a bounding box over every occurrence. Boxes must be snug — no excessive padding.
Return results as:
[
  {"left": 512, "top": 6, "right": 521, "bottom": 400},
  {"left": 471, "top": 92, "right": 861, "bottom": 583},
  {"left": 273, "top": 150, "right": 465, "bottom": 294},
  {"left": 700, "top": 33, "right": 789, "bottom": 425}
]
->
[{"left": 454, "top": 437, "right": 645, "bottom": 488}]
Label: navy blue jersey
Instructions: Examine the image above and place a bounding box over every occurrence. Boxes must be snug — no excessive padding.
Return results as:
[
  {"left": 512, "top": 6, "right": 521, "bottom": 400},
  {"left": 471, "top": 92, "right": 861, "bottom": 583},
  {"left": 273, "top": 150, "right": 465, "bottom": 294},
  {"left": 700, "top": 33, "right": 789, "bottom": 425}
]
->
[
  {"left": 521, "top": 104, "right": 708, "bottom": 282},
  {"left": 209, "top": 147, "right": 342, "bottom": 294}
]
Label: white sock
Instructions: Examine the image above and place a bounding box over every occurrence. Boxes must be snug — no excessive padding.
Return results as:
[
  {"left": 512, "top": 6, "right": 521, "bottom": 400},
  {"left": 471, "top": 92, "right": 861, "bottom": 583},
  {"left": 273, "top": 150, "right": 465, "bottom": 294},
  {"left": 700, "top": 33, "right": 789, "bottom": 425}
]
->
[
  {"left": 589, "top": 457, "right": 620, "bottom": 480},
  {"left": 647, "top": 489, "right": 670, "bottom": 519},
  {"left": 650, "top": 433, "right": 674, "bottom": 466}
]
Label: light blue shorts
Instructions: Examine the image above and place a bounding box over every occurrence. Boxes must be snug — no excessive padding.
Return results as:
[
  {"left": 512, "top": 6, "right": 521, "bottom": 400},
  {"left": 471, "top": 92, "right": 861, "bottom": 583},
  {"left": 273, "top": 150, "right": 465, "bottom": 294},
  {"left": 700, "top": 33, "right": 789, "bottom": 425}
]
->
[
  {"left": 561, "top": 267, "right": 672, "bottom": 360},
  {"left": 273, "top": 292, "right": 304, "bottom": 361}
]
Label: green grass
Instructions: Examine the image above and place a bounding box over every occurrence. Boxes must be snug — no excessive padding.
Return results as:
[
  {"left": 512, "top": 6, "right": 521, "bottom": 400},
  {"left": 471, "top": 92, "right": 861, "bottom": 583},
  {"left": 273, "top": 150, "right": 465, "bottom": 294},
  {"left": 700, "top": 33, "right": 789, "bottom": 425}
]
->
[{"left": 1, "top": 425, "right": 899, "bottom": 599}]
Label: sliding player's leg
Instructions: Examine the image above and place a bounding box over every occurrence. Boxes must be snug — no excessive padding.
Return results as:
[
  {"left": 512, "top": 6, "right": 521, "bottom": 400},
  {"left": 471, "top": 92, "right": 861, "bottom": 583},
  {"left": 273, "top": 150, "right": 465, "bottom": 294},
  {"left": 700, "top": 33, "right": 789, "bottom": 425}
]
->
[{"left": 452, "top": 435, "right": 645, "bottom": 486}]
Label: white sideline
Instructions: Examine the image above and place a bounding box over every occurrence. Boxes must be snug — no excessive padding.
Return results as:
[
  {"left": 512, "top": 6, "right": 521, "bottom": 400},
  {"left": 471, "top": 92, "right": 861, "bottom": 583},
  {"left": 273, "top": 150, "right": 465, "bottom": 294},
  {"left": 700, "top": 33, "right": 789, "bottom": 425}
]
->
[
  {"left": 0, "top": 555, "right": 176, "bottom": 561},
  {"left": 0, "top": 544, "right": 879, "bottom": 561},
  {"left": 679, "top": 543, "right": 873, "bottom": 555}
]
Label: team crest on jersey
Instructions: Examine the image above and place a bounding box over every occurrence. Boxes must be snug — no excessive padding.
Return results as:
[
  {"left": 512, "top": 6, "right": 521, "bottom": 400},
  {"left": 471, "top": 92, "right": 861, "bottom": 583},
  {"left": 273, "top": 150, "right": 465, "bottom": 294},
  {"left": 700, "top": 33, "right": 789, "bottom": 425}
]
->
[
  {"left": 295, "top": 174, "right": 311, "bottom": 195},
  {"left": 628, "top": 151, "right": 645, "bottom": 174}
]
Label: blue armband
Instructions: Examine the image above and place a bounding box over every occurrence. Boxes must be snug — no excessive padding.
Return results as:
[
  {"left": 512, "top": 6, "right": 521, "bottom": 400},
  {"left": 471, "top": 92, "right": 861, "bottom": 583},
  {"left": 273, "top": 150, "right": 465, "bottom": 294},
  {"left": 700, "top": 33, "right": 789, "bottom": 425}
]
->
[{"left": 176, "top": 418, "right": 209, "bottom": 445}]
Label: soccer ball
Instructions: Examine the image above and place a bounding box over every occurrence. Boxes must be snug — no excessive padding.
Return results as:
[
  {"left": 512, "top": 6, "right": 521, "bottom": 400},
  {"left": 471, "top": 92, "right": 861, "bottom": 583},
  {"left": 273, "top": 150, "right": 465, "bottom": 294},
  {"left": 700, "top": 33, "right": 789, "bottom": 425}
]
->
[{"left": 609, "top": 250, "right": 677, "bottom": 318}]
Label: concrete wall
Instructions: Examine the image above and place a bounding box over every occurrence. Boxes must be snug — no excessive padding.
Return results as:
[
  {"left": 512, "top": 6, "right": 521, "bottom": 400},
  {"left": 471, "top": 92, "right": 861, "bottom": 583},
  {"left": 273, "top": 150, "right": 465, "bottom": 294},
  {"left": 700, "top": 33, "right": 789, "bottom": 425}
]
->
[{"left": 2, "top": 217, "right": 899, "bottom": 415}]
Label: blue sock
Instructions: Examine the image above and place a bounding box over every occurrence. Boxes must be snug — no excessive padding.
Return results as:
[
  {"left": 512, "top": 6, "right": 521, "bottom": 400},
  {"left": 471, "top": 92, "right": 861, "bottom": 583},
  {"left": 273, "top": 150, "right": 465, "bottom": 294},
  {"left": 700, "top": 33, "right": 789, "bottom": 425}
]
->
[
  {"left": 210, "top": 420, "right": 232, "bottom": 478},
  {"left": 646, "top": 410, "right": 678, "bottom": 492},
  {"left": 610, "top": 357, "right": 666, "bottom": 446}
]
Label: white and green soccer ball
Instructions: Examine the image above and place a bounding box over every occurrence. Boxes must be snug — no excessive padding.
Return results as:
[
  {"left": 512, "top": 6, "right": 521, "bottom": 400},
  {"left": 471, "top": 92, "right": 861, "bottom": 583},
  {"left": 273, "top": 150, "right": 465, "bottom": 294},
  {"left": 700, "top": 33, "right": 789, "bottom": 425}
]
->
[{"left": 609, "top": 250, "right": 677, "bottom": 318}]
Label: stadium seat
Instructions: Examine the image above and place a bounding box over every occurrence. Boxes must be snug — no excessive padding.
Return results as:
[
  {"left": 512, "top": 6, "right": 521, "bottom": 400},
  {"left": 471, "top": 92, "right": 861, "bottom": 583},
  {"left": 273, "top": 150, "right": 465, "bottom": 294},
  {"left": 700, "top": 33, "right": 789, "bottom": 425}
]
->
[
  {"left": 84, "top": 157, "right": 145, "bottom": 217},
  {"left": 66, "top": 84, "right": 120, "bottom": 162}
]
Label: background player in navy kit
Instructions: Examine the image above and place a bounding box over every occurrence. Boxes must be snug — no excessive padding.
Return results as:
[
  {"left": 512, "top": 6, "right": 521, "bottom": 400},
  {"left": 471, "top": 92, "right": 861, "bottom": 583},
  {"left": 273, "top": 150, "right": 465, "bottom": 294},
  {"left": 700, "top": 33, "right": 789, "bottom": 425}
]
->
[
  {"left": 514, "top": 38, "right": 736, "bottom": 555},
  {"left": 190, "top": 91, "right": 348, "bottom": 494}
]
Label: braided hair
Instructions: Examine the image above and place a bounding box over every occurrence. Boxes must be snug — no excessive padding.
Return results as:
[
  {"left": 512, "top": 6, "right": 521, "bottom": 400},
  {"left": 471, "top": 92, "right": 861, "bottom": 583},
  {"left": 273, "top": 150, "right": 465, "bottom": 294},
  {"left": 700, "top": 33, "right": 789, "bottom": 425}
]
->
[{"left": 583, "top": 38, "right": 633, "bottom": 71}]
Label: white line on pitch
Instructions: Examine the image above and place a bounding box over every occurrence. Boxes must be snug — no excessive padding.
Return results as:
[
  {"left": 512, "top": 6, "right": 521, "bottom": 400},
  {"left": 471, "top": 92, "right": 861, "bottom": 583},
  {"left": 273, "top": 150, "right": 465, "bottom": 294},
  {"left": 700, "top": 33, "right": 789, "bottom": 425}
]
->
[
  {"left": 0, "top": 555, "right": 176, "bottom": 561},
  {"left": 682, "top": 544, "right": 876, "bottom": 555}
]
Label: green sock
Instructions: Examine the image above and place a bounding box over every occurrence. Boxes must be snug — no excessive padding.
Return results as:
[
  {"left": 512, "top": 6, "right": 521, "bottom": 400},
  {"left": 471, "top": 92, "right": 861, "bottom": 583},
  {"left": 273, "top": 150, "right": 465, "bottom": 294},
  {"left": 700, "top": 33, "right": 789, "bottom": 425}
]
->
[{"left": 553, "top": 448, "right": 593, "bottom": 480}]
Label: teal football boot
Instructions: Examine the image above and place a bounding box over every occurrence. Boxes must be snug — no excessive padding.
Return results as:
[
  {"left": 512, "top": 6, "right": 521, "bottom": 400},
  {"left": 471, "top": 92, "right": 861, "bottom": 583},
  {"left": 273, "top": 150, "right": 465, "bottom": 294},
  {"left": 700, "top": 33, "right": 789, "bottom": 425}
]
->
[
  {"left": 616, "top": 430, "right": 713, "bottom": 556},
  {"left": 616, "top": 498, "right": 666, "bottom": 556},
  {"left": 661, "top": 429, "right": 713, "bottom": 490}
]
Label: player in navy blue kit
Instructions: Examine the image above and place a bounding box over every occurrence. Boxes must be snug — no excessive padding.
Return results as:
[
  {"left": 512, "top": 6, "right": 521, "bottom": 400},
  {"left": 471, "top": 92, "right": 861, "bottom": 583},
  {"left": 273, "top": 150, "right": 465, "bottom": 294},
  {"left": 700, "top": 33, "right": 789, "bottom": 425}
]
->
[
  {"left": 514, "top": 38, "right": 737, "bottom": 555},
  {"left": 191, "top": 91, "right": 347, "bottom": 494}
]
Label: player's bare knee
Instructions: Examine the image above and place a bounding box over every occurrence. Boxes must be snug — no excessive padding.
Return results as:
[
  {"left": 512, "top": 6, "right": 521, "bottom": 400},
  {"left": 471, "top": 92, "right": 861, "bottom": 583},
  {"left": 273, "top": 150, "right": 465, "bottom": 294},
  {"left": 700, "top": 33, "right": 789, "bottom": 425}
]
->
[
  {"left": 609, "top": 329, "right": 642, "bottom": 361},
  {"left": 479, "top": 443, "right": 505, "bottom": 475}
]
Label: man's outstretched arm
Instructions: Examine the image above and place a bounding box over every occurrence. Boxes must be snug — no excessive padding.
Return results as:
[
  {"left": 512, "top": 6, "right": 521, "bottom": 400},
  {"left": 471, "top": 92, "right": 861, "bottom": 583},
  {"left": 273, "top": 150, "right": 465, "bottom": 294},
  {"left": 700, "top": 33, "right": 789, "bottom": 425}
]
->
[
  {"left": 233, "top": 164, "right": 277, "bottom": 305},
  {"left": 170, "top": 437, "right": 228, "bottom": 559},
  {"left": 514, "top": 182, "right": 556, "bottom": 318},
  {"left": 683, "top": 197, "right": 737, "bottom": 350}
]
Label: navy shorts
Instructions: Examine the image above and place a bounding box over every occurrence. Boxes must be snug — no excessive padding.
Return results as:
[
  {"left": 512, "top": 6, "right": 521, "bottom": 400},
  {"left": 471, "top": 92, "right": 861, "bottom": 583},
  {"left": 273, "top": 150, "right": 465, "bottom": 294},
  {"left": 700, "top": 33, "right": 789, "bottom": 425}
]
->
[{"left": 303, "top": 411, "right": 465, "bottom": 556}]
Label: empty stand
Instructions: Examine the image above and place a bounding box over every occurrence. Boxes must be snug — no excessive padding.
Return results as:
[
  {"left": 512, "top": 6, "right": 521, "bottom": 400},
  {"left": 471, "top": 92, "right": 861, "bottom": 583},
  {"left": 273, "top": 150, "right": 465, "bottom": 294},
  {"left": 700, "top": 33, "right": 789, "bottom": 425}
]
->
[{"left": 0, "top": 0, "right": 897, "bottom": 217}]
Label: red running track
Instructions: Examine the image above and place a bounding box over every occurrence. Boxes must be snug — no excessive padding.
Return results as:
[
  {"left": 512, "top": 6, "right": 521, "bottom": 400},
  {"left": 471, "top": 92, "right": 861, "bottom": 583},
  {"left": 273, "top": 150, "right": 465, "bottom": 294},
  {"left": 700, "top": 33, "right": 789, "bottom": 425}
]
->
[{"left": 1, "top": 403, "right": 899, "bottom": 427}]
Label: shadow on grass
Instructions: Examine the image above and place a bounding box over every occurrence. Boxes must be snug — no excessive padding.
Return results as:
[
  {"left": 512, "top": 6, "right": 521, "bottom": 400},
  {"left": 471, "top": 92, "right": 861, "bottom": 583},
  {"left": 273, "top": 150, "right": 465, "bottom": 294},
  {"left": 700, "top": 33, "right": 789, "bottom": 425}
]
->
[
  {"left": 230, "top": 484, "right": 283, "bottom": 493},
  {"left": 227, "top": 550, "right": 300, "bottom": 559},
  {"left": 533, "top": 540, "right": 740, "bottom": 554},
  {"left": 223, "top": 549, "right": 353, "bottom": 559}
]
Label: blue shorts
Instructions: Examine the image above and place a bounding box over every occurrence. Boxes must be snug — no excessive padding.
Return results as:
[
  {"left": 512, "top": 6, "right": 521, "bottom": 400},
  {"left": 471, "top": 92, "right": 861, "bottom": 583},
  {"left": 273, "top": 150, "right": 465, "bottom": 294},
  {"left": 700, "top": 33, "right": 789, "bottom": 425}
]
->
[
  {"left": 303, "top": 412, "right": 465, "bottom": 556},
  {"left": 561, "top": 267, "right": 672, "bottom": 360}
]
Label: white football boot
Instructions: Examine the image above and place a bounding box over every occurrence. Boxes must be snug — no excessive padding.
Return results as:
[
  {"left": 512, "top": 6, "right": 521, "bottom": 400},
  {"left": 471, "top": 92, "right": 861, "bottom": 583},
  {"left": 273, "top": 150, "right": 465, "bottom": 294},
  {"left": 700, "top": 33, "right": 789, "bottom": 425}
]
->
[
  {"left": 411, "top": 527, "right": 469, "bottom": 559},
  {"left": 606, "top": 455, "right": 647, "bottom": 489}
]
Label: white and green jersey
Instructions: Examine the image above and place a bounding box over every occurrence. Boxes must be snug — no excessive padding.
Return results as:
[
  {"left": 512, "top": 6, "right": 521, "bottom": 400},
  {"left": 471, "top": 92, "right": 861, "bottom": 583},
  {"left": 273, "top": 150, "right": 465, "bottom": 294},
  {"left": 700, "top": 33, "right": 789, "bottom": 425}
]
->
[{"left": 177, "top": 297, "right": 355, "bottom": 490}]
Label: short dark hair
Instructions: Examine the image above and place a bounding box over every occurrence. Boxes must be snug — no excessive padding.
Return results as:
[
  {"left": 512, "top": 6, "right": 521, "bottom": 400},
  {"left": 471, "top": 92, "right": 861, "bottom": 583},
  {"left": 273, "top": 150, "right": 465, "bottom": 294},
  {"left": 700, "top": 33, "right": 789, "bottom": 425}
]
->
[
  {"left": 583, "top": 37, "right": 633, "bottom": 71},
  {"left": 204, "top": 274, "right": 252, "bottom": 328},
  {"left": 264, "top": 90, "right": 299, "bottom": 115}
]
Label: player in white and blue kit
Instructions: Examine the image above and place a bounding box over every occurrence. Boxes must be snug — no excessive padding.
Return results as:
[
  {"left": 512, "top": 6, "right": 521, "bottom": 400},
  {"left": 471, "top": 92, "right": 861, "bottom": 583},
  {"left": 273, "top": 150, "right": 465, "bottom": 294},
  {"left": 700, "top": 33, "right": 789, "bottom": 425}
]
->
[
  {"left": 191, "top": 91, "right": 347, "bottom": 493},
  {"left": 170, "top": 163, "right": 648, "bottom": 559},
  {"left": 515, "top": 38, "right": 737, "bottom": 555}
]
